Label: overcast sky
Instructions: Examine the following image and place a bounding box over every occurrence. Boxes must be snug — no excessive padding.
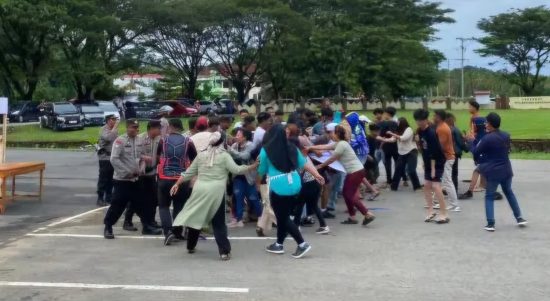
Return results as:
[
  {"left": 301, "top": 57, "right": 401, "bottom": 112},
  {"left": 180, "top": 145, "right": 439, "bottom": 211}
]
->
[{"left": 428, "top": 0, "right": 549, "bottom": 73}]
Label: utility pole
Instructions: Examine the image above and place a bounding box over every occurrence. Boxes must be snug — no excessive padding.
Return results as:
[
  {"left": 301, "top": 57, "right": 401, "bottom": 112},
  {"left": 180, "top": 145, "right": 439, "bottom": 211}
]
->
[
  {"left": 447, "top": 59, "right": 451, "bottom": 97},
  {"left": 456, "top": 37, "right": 475, "bottom": 99}
]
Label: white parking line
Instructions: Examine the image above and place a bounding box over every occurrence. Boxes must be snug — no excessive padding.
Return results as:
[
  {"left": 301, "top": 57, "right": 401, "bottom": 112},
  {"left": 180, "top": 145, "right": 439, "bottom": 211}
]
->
[
  {"left": 26, "top": 233, "right": 277, "bottom": 240},
  {"left": 44, "top": 207, "right": 107, "bottom": 228},
  {"left": 0, "top": 281, "right": 249, "bottom": 293}
]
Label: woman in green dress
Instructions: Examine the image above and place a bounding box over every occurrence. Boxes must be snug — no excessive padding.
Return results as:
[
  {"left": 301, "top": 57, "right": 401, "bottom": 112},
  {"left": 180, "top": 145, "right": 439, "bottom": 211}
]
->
[{"left": 170, "top": 131, "right": 258, "bottom": 260}]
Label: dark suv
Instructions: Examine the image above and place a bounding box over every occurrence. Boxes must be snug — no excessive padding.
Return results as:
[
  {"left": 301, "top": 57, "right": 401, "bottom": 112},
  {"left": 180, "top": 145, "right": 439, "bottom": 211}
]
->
[
  {"left": 39, "top": 102, "right": 84, "bottom": 131},
  {"left": 77, "top": 104, "right": 105, "bottom": 126},
  {"left": 9, "top": 101, "right": 41, "bottom": 122}
]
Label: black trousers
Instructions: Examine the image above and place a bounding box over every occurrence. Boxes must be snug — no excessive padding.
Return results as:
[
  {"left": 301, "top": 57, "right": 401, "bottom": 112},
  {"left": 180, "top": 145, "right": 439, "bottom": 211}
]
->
[
  {"left": 97, "top": 160, "right": 114, "bottom": 202},
  {"left": 158, "top": 179, "right": 191, "bottom": 237},
  {"left": 186, "top": 200, "right": 231, "bottom": 255},
  {"left": 383, "top": 146, "right": 408, "bottom": 184},
  {"left": 124, "top": 176, "right": 156, "bottom": 225},
  {"left": 452, "top": 157, "right": 460, "bottom": 193},
  {"left": 294, "top": 181, "right": 327, "bottom": 228},
  {"left": 391, "top": 150, "right": 422, "bottom": 191},
  {"left": 271, "top": 192, "right": 305, "bottom": 245},
  {"left": 104, "top": 180, "right": 146, "bottom": 227}
]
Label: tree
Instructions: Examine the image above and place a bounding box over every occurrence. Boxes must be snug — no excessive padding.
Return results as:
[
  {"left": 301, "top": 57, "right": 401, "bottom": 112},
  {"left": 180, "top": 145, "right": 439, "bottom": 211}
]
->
[
  {"left": 145, "top": 0, "right": 216, "bottom": 99},
  {"left": 477, "top": 6, "right": 550, "bottom": 96},
  {"left": 57, "top": 0, "right": 151, "bottom": 101},
  {"left": 0, "top": 0, "right": 62, "bottom": 100}
]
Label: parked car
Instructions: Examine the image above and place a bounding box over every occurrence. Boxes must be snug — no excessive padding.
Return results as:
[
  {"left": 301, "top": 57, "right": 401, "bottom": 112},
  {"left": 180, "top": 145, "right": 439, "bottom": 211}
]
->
[
  {"left": 77, "top": 105, "right": 105, "bottom": 126},
  {"left": 154, "top": 101, "right": 198, "bottom": 118},
  {"left": 39, "top": 102, "right": 83, "bottom": 131},
  {"left": 96, "top": 101, "right": 121, "bottom": 120},
  {"left": 9, "top": 101, "right": 41, "bottom": 123}
]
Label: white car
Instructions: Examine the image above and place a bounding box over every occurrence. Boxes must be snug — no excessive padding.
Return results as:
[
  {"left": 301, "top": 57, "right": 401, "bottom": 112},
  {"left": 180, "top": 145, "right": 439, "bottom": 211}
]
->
[{"left": 96, "top": 101, "right": 121, "bottom": 120}]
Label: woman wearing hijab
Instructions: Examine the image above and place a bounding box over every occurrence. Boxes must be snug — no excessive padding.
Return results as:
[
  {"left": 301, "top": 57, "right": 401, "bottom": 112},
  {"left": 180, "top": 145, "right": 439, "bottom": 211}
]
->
[
  {"left": 170, "top": 132, "right": 258, "bottom": 260},
  {"left": 259, "top": 124, "right": 325, "bottom": 259},
  {"left": 307, "top": 125, "right": 378, "bottom": 226}
]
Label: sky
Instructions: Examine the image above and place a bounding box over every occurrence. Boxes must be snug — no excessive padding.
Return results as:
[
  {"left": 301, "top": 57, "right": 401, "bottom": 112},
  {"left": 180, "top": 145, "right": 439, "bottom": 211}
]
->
[{"left": 428, "top": 0, "right": 549, "bottom": 73}]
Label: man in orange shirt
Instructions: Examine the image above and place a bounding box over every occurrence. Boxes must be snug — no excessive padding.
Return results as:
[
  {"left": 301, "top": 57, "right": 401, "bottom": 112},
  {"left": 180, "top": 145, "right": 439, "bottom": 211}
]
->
[{"left": 434, "top": 110, "right": 460, "bottom": 212}]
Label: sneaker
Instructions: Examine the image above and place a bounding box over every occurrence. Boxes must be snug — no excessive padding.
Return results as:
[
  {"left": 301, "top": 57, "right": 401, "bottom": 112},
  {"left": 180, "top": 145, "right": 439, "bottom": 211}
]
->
[
  {"left": 403, "top": 181, "right": 409, "bottom": 187},
  {"left": 322, "top": 211, "right": 335, "bottom": 219},
  {"left": 315, "top": 226, "right": 330, "bottom": 234},
  {"left": 164, "top": 233, "right": 175, "bottom": 246},
  {"left": 291, "top": 242, "right": 312, "bottom": 259},
  {"left": 458, "top": 190, "right": 473, "bottom": 200},
  {"left": 341, "top": 218, "right": 359, "bottom": 225},
  {"left": 326, "top": 207, "right": 335, "bottom": 212},
  {"left": 517, "top": 218, "right": 528, "bottom": 227},
  {"left": 265, "top": 243, "right": 285, "bottom": 254},
  {"left": 142, "top": 225, "right": 162, "bottom": 235},
  {"left": 484, "top": 224, "right": 495, "bottom": 232},
  {"left": 227, "top": 221, "right": 244, "bottom": 228},
  {"left": 104, "top": 226, "right": 114, "bottom": 239},
  {"left": 433, "top": 204, "right": 440, "bottom": 209},
  {"left": 123, "top": 221, "right": 138, "bottom": 232},
  {"left": 447, "top": 206, "right": 462, "bottom": 212},
  {"left": 96, "top": 199, "right": 107, "bottom": 207},
  {"left": 362, "top": 214, "right": 376, "bottom": 226},
  {"left": 494, "top": 192, "right": 503, "bottom": 200},
  {"left": 256, "top": 227, "right": 265, "bottom": 237},
  {"left": 301, "top": 217, "right": 315, "bottom": 227}
]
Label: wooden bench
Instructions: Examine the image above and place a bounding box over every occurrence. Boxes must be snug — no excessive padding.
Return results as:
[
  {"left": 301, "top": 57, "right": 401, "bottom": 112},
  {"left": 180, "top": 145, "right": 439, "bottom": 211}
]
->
[{"left": 0, "top": 161, "right": 46, "bottom": 214}]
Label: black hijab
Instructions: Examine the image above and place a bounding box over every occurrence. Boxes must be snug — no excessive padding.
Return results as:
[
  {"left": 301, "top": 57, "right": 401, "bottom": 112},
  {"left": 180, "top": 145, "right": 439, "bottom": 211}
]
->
[{"left": 263, "top": 124, "right": 298, "bottom": 173}]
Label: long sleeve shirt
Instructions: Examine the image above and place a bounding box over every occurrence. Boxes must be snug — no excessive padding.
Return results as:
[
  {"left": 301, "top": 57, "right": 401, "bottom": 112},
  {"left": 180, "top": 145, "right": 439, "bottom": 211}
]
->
[
  {"left": 98, "top": 125, "right": 118, "bottom": 160},
  {"left": 468, "top": 130, "right": 513, "bottom": 181}
]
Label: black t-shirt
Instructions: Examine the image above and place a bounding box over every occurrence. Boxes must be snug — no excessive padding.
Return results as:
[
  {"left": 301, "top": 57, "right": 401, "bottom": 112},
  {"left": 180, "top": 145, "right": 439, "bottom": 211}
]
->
[
  {"left": 418, "top": 125, "right": 445, "bottom": 166},
  {"left": 379, "top": 120, "right": 398, "bottom": 152}
]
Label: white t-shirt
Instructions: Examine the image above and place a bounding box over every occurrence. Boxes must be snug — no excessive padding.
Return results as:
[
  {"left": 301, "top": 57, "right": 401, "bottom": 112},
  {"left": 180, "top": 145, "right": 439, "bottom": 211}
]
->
[
  {"left": 395, "top": 127, "right": 417, "bottom": 155},
  {"left": 252, "top": 127, "right": 266, "bottom": 148}
]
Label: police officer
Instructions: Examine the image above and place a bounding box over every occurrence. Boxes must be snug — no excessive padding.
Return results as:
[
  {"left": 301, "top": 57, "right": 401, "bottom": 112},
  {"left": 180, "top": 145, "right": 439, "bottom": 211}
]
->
[
  {"left": 138, "top": 120, "right": 162, "bottom": 231},
  {"left": 103, "top": 119, "right": 161, "bottom": 239},
  {"left": 97, "top": 114, "right": 119, "bottom": 206}
]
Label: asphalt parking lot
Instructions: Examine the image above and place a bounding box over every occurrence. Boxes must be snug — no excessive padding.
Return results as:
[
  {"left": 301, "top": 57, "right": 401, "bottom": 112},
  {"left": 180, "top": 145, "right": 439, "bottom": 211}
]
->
[{"left": 0, "top": 149, "right": 549, "bottom": 301}]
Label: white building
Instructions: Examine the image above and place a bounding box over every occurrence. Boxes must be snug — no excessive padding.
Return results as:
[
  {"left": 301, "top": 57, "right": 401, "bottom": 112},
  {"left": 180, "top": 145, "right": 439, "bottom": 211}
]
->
[{"left": 113, "top": 74, "right": 163, "bottom": 97}]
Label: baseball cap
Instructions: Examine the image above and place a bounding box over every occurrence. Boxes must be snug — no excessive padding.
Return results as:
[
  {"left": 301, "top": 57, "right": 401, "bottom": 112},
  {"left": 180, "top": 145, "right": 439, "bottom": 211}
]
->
[
  {"left": 325, "top": 122, "right": 338, "bottom": 132},
  {"left": 126, "top": 119, "right": 139, "bottom": 128}
]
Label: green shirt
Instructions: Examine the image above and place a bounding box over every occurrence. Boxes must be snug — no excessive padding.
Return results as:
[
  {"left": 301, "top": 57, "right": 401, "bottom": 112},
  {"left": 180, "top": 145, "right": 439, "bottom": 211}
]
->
[{"left": 334, "top": 140, "right": 364, "bottom": 174}]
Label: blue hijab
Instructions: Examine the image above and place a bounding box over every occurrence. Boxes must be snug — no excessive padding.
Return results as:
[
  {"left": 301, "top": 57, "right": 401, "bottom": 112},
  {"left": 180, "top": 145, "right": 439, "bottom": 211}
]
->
[{"left": 346, "top": 112, "right": 369, "bottom": 162}]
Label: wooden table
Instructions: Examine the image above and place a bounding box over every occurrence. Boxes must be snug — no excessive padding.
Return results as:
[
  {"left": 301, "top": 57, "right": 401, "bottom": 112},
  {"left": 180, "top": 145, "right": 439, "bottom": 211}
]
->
[{"left": 0, "top": 161, "right": 46, "bottom": 214}]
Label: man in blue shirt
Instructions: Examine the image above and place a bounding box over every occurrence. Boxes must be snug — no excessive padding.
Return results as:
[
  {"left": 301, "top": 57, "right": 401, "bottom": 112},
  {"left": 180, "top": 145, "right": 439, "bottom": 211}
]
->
[{"left": 466, "top": 113, "right": 527, "bottom": 232}]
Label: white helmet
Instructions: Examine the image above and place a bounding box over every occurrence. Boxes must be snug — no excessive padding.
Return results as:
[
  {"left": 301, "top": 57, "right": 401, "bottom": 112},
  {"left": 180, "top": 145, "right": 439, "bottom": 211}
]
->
[{"left": 159, "top": 105, "right": 174, "bottom": 114}]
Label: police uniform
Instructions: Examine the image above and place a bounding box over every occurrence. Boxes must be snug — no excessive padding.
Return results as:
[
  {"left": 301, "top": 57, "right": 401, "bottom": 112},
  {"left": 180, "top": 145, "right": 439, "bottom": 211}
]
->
[
  {"left": 97, "top": 116, "right": 118, "bottom": 205},
  {"left": 137, "top": 129, "right": 161, "bottom": 227},
  {"left": 104, "top": 119, "right": 160, "bottom": 238}
]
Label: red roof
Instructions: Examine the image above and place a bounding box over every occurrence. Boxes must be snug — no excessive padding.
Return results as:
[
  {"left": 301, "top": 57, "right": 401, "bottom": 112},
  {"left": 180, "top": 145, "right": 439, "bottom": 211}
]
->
[{"left": 122, "top": 74, "right": 163, "bottom": 80}]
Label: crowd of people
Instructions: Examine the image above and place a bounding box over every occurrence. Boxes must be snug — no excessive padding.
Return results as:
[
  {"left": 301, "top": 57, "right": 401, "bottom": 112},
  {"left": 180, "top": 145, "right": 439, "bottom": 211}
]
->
[{"left": 95, "top": 98, "right": 528, "bottom": 260}]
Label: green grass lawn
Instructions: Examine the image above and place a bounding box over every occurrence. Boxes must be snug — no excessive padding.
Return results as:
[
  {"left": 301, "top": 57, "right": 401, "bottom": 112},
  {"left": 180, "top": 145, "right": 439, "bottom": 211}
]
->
[{"left": 6, "top": 109, "right": 550, "bottom": 158}]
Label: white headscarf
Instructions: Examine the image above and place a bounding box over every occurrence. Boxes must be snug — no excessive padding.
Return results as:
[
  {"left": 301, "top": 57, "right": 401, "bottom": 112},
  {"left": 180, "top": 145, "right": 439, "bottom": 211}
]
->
[{"left": 205, "top": 131, "right": 226, "bottom": 167}]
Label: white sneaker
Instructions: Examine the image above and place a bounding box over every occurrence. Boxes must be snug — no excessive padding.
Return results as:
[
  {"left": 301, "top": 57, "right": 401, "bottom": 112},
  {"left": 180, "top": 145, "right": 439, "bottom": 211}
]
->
[
  {"left": 227, "top": 221, "right": 244, "bottom": 228},
  {"left": 447, "top": 206, "right": 462, "bottom": 212},
  {"left": 433, "top": 204, "right": 440, "bottom": 209},
  {"left": 315, "top": 226, "right": 330, "bottom": 234}
]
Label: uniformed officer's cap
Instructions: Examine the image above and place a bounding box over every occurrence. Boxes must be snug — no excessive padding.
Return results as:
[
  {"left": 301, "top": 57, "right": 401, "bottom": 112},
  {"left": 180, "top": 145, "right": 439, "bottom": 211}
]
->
[
  {"left": 147, "top": 119, "right": 162, "bottom": 130},
  {"left": 126, "top": 119, "right": 139, "bottom": 128},
  {"left": 105, "top": 114, "right": 117, "bottom": 121}
]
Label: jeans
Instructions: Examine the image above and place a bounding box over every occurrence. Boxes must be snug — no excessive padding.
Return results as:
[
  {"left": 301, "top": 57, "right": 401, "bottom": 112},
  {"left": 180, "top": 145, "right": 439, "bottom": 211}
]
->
[
  {"left": 342, "top": 170, "right": 369, "bottom": 217},
  {"left": 442, "top": 159, "right": 459, "bottom": 207},
  {"left": 391, "top": 150, "right": 421, "bottom": 191},
  {"left": 232, "top": 177, "right": 262, "bottom": 221},
  {"left": 383, "top": 147, "right": 407, "bottom": 184},
  {"left": 485, "top": 177, "right": 523, "bottom": 225},
  {"left": 271, "top": 191, "right": 305, "bottom": 245},
  {"left": 328, "top": 172, "right": 344, "bottom": 210},
  {"left": 158, "top": 179, "right": 191, "bottom": 237},
  {"left": 186, "top": 200, "right": 231, "bottom": 255},
  {"left": 293, "top": 181, "right": 327, "bottom": 228}
]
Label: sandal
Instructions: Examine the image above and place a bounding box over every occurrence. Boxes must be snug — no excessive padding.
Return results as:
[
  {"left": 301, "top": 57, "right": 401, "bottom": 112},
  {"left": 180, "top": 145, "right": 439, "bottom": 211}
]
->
[
  {"left": 362, "top": 215, "right": 376, "bottom": 226},
  {"left": 368, "top": 191, "right": 380, "bottom": 201},
  {"left": 436, "top": 218, "right": 450, "bottom": 224},
  {"left": 424, "top": 213, "right": 437, "bottom": 223},
  {"left": 341, "top": 218, "right": 359, "bottom": 225}
]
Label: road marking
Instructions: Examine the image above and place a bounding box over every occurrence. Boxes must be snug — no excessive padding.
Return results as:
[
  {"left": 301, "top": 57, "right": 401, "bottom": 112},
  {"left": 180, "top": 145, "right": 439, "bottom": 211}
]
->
[
  {"left": 26, "top": 233, "right": 278, "bottom": 240},
  {"left": 73, "top": 194, "right": 97, "bottom": 198},
  {"left": 45, "top": 207, "right": 106, "bottom": 228},
  {"left": 0, "top": 281, "right": 249, "bottom": 293}
]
